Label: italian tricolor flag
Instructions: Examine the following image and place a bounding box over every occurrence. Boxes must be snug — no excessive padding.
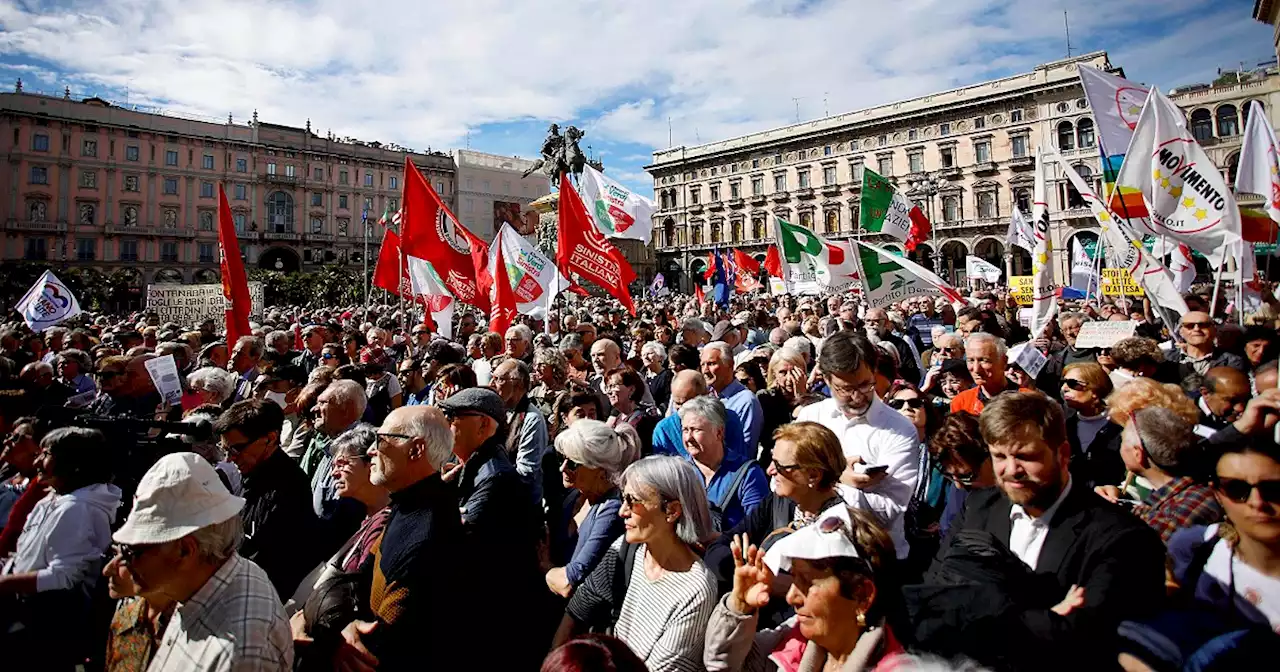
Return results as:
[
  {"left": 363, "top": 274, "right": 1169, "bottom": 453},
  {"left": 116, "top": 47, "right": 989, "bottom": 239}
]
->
[
  {"left": 860, "top": 169, "right": 931, "bottom": 250},
  {"left": 763, "top": 217, "right": 859, "bottom": 295}
]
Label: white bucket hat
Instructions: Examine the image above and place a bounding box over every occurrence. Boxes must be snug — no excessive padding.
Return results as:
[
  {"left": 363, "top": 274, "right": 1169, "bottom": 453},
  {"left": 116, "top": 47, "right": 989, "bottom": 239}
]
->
[
  {"left": 764, "top": 503, "right": 861, "bottom": 575},
  {"left": 114, "top": 452, "right": 245, "bottom": 545}
]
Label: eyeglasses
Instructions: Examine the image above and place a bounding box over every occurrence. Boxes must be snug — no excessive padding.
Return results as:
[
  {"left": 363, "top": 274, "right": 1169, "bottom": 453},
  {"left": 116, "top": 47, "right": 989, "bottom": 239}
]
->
[
  {"left": 770, "top": 459, "right": 804, "bottom": 475},
  {"left": 376, "top": 432, "right": 414, "bottom": 447},
  {"left": 1181, "top": 321, "right": 1214, "bottom": 331},
  {"left": 832, "top": 379, "right": 876, "bottom": 397},
  {"left": 1213, "top": 477, "right": 1280, "bottom": 504},
  {"left": 621, "top": 492, "right": 668, "bottom": 510},
  {"left": 1062, "top": 379, "right": 1090, "bottom": 392},
  {"left": 334, "top": 452, "right": 374, "bottom": 468},
  {"left": 562, "top": 457, "right": 580, "bottom": 472},
  {"left": 442, "top": 410, "right": 484, "bottom": 422},
  {"left": 111, "top": 542, "right": 152, "bottom": 565},
  {"left": 221, "top": 436, "right": 260, "bottom": 455},
  {"left": 886, "top": 397, "right": 924, "bottom": 410},
  {"left": 96, "top": 370, "right": 122, "bottom": 380}
]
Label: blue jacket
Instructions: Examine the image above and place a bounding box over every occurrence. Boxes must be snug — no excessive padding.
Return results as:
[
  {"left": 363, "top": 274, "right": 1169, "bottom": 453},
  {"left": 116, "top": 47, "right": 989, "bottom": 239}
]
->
[{"left": 651, "top": 411, "right": 749, "bottom": 463}]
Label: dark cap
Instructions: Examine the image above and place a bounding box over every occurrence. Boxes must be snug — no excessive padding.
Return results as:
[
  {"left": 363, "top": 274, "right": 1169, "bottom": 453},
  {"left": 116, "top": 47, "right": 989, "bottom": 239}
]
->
[
  {"left": 711, "top": 320, "right": 734, "bottom": 342},
  {"left": 437, "top": 388, "right": 507, "bottom": 425}
]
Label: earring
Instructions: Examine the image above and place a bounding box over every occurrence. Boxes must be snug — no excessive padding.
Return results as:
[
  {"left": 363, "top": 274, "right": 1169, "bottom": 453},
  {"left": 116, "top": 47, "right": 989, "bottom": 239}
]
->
[{"left": 856, "top": 612, "right": 866, "bottom": 628}]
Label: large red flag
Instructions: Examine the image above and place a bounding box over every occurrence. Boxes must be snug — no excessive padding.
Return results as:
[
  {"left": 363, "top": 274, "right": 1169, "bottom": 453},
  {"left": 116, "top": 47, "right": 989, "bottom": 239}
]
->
[
  {"left": 489, "top": 240, "right": 517, "bottom": 336},
  {"left": 733, "top": 249, "right": 761, "bottom": 276},
  {"left": 763, "top": 245, "right": 782, "bottom": 278},
  {"left": 400, "top": 157, "right": 490, "bottom": 310},
  {"left": 556, "top": 173, "right": 637, "bottom": 314},
  {"left": 372, "top": 229, "right": 405, "bottom": 295},
  {"left": 217, "top": 185, "right": 251, "bottom": 344}
]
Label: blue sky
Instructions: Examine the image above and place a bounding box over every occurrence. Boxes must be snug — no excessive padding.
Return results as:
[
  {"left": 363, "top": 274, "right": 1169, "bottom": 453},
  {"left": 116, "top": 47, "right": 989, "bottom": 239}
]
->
[{"left": 0, "top": 0, "right": 1273, "bottom": 197}]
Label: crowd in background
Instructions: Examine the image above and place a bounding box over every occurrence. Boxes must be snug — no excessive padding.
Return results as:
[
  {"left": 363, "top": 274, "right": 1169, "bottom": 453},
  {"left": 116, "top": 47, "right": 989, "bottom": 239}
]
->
[{"left": 0, "top": 281, "right": 1279, "bottom": 671}]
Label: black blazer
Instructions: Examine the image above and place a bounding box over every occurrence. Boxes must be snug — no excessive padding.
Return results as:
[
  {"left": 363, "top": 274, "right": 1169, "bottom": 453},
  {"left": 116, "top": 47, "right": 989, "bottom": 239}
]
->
[
  {"left": 926, "top": 485, "right": 1166, "bottom": 669},
  {"left": 1065, "top": 410, "right": 1125, "bottom": 489}
]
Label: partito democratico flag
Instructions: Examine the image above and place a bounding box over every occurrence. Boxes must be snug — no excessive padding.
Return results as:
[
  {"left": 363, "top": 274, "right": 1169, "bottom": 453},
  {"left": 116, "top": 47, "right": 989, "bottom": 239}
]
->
[
  {"left": 487, "top": 223, "right": 569, "bottom": 320},
  {"left": 578, "top": 164, "right": 656, "bottom": 242},
  {"left": 1113, "top": 87, "right": 1241, "bottom": 263},
  {"left": 860, "top": 168, "right": 930, "bottom": 249},
  {"left": 766, "top": 217, "right": 860, "bottom": 295},
  {"left": 855, "top": 241, "right": 962, "bottom": 309}
]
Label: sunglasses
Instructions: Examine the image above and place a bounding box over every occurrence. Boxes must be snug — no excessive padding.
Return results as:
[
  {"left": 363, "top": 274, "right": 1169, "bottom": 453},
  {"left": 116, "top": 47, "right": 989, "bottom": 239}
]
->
[
  {"left": 1063, "top": 379, "right": 1090, "bottom": 392},
  {"left": 322, "top": 353, "right": 339, "bottom": 360},
  {"left": 111, "top": 542, "right": 152, "bottom": 564},
  {"left": 941, "top": 469, "right": 978, "bottom": 486},
  {"left": 96, "top": 370, "right": 123, "bottom": 380},
  {"left": 770, "top": 458, "right": 804, "bottom": 475},
  {"left": 1213, "top": 477, "right": 1280, "bottom": 505},
  {"left": 562, "top": 457, "right": 580, "bottom": 471},
  {"left": 886, "top": 397, "right": 924, "bottom": 410},
  {"left": 1181, "top": 321, "right": 1214, "bottom": 331},
  {"left": 221, "top": 436, "right": 260, "bottom": 455},
  {"left": 621, "top": 492, "right": 669, "bottom": 510}
]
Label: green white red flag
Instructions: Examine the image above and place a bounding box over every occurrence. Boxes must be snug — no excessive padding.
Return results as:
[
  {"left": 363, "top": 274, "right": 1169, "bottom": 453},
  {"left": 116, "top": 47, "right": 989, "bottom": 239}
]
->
[
  {"left": 487, "top": 223, "right": 570, "bottom": 320},
  {"left": 854, "top": 241, "right": 961, "bottom": 309},
  {"left": 860, "top": 168, "right": 930, "bottom": 250},
  {"left": 766, "top": 217, "right": 859, "bottom": 295},
  {"left": 578, "top": 164, "right": 656, "bottom": 242}
]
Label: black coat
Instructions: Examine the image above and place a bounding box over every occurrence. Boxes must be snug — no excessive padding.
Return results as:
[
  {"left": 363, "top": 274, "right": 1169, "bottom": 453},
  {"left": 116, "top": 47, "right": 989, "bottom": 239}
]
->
[
  {"left": 239, "top": 448, "right": 321, "bottom": 600},
  {"left": 1065, "top": 410, "right": 1125, "bottom": 490},
  {"left": 916, "top": 485, "right": 1166, "bottom": 670},
  {"left": 647, "top": 367, "right": 674, "bottom": 412}
]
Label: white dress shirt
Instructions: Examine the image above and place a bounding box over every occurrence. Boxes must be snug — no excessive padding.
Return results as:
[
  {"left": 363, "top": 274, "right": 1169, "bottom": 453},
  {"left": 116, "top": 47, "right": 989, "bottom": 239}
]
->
[
  {"left": 1008, "top": 476, "right": 1073, "bottom": 570},
  {"left": 797, "top": 396, "right": 920, "bottom": 558}
]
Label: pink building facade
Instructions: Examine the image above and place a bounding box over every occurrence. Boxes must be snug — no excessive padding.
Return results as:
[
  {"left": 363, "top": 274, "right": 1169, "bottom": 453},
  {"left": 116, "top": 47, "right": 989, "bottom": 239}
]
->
[{"left": 1, "top": 87, "right": 456, "bottom": 287}]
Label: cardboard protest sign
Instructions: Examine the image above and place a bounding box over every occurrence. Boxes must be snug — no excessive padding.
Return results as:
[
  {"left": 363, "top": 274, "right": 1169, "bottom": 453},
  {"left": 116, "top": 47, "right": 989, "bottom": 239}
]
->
[{"left": 1074, "top": 320, "right": 1138, "bottom": 349}]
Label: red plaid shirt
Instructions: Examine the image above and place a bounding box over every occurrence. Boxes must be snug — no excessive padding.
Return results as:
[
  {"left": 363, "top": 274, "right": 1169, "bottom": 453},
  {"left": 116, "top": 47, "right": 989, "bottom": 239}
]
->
[{"left": 1134, "top": 476, "right": 1223, "bottom": 543}]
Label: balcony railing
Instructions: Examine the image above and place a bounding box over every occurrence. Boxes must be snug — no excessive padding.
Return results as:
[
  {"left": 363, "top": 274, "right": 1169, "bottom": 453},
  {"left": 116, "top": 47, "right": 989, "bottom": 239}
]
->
[
  {"left": 795, "top": 188, "right": 816, "bottom": 199},
  {"left": 6, "top": 219, "right": 67, "bottom": 233},
  {"left": 1008, "top": 156, "right": 1034, "bottom": 169},
  {"left": 307, "top": 232, "right": 336, "bottom": 243},
  {"left": 263, "top": 230, "right": 300, "bottom": 241},
  {"left": 265, "top": 174, "right": 299, "bottom": 185},
  {"left": 770, "top": 191, "right": 790, "bottom": 202}
]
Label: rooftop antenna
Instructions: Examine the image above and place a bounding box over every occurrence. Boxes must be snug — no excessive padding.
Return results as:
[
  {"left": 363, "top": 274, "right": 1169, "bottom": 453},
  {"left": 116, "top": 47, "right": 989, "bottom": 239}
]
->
[
  {"left": 1064, "top": 11, "right": 1073, "bottom": 58},
  {"left": 824, "top": 92, "right": 829, "bottom": 117},
  {"left": 668, "top": 117, "right": 673, "bottom": 148},
  {"left": 792, "top": 97, "right": 802, "bottom": 123}
]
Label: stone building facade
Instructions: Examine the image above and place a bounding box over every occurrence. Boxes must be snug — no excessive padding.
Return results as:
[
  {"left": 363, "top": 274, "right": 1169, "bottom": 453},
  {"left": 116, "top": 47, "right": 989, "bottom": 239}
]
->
[
  {"left": 452, "top": 149, "right": 549, "bottom": 241},
  {"left": 1, "top": 86, "right": 456, "bottom": 287},
  {"left": 646, "top": 51, "right": 1280, "bottom": 294}
]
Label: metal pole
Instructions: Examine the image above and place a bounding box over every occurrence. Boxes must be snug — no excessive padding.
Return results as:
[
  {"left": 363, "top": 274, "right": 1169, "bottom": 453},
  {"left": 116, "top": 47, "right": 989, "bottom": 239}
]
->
[
  {"left": 362, "top": 210, "right": 369, "bottom": 311},
  {"left": 1209, "top": 253, "right": 1227, "bottom": 319}
]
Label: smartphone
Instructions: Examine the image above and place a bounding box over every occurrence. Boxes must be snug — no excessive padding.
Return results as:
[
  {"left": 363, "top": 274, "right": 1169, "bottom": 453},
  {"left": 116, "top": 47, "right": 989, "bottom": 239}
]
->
[{"left": 862, "top": 464, "right": 889, "bottom": 476}]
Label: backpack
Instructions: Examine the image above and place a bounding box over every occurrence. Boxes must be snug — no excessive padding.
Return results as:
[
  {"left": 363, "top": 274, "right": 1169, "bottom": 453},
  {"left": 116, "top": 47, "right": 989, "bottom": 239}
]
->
[{"left": 708, "top": 461, "right": 756, "bottom": 533}]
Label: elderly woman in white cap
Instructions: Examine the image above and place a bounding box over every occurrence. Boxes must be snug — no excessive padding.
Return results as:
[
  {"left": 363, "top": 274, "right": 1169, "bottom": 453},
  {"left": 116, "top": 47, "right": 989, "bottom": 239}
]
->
[
  {"left": 704, "top": 505, "right": 906, "bottom": 672},
  {"left": 107, "top": 452, "right": 292, "bottom": 671},
  {"left": 546, "top": 419, "right": 642, "bottom": 598}
]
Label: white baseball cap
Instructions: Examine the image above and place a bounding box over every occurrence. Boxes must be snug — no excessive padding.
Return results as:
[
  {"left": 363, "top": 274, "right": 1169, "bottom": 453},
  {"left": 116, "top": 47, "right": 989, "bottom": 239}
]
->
[
  {"left": 114, "top": 452, "right": 245, "bottom": 545},
  {"left": 764, "top": 503, "right": 861, "bottom": 575}
]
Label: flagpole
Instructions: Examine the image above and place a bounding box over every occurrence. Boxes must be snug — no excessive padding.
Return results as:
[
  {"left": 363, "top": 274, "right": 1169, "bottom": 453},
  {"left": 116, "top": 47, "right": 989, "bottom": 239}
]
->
[
  {"left": 362, "top": 209, "right": 370, "bottom": 312},
  {"left": 1209, "top": 254, "right": 1227, "bottom": 319}
]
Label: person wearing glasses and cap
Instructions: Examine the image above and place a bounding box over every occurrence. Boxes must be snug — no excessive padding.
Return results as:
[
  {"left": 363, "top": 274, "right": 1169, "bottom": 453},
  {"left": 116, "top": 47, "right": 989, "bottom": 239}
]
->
[
  {"left": 104, "top": 452, "right": 292, "bottom": 672},
  {"left": 1175, "top": 310, "right": 1247, "bottom": 380},
  {"left": 705, "top": 504, "right": 905, "bottom": 672}
]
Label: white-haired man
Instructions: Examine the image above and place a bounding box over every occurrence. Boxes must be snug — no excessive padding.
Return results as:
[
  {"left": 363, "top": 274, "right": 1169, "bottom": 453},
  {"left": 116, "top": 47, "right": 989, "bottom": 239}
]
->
[
  {"left": 334, "top": 406, "right": 469, "bottom": 671},
  {"left": 701, "top": 341, "right": 764, "bottom": 450},
  {"left": 504, "top": 324, "right": 534, "bottom": 364},
  {"left": 951, "top": 332, "right": 1019, "bottom": 415},
  {"left": 109, "top": 452, "right": 292, "bottom": 671}
]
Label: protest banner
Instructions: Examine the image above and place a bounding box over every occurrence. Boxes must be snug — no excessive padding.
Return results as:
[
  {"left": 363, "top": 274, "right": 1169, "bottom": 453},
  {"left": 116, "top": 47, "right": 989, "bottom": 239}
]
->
[
  {"left": 146, "top": 283, "right": 265, "bottom": 326},
  {"left": 1009, "top": 276, "right": 1034, "bottom": 305},
  {"left": 1074, "top": 320, "right": 1138, "bottom": 349},
  {"left": 1101, "top": 268, "right": 1146, "bottom": 297}
]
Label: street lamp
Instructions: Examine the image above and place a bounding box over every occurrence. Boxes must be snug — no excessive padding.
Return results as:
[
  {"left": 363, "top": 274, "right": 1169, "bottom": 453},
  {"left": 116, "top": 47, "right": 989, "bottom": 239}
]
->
[{"left": 906, "top": 172, "right": 943, "bottom": 277}]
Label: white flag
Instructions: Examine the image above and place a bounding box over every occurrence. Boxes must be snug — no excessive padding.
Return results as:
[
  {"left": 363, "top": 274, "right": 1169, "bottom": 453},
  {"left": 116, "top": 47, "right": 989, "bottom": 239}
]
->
[
  {"left": 1235, "top": 100, "right": 1280, "bottom": 225},
  {"left": 1070, "top": 238, "right": 1098, "bottom": 294},
  {"left": 1167, "top": 242, "right": 1196, "bottom": 294},
  {"left": 578, "top": 163, "right": 656, "bottom": 242},
  {"left": 487, "top": 223, "right": 570, "bottom": 319},
  {"left": 855, "top": 241, "right": 963, "bottom": 309},
  {"left": 406, "top": 257, "right": 455, "bottom": 340},
  {"left": 1007, "top": 208, "right": 1035, "bottom": 254},
  {"left": 965, "top": 256, "right": 1003, "bottom": 283},
  {"left": 1051, "top": 148, "right": 1189, "bottom": 315},
  {"left": 1116, "top": 87, "right": 1241, "bottom": 262},
  {"left": 1030, "top": 151, "right": 1058, "bottom": 338},
  {"left": 1077, "top": 65, "right": 1149, "bottom": 157},
  {"left": 15, "top": 270, "right": 82, "bottom": 332}
]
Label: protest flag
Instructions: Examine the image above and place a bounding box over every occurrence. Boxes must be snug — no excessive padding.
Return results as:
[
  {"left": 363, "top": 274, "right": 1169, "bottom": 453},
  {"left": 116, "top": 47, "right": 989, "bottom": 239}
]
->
[
  {"left": 556, "top": 172, "right": 637, "bottom": 314},
  {"left": 217, "top": 185, "right": 252, "bottom": 345},
  {"left": 1030, "top": 151, "right": 1058, "bottom": 338},
  {"left": 400, "top": 157, "right": 490, "bottom": 310},
  {"left": 860, "top": 168, "right": 930, "bottom": 250},
  {"left": 854, "top": 241, "right": 962, "bottom": 309},
  {"left": 15, "top": 270, "right": 82, "bottom": 332},
  {"left": 578, "top": 164, "right": 656, "bottom": 241},
  {"left": 772, "top": 217, "right": 859, "bottom": 295}
]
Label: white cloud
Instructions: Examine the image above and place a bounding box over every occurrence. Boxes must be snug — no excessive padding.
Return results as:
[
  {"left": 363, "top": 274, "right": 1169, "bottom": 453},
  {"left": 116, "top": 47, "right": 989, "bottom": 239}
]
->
[{"left": 0, "top": 0, "right": 1268, "bottom": 166}]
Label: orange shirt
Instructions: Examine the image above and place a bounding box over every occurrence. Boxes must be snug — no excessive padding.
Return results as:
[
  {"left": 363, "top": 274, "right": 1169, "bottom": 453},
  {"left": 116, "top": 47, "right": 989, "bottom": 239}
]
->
[{"left": 949, "top": 381, "right": 1024, "bottom": 416}]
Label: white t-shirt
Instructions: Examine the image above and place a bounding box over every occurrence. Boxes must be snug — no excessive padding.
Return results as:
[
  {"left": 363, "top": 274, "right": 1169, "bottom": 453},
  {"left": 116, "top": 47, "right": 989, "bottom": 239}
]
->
[{"left": 1193, "top": 524, "right": 1280, "bottom": 632}]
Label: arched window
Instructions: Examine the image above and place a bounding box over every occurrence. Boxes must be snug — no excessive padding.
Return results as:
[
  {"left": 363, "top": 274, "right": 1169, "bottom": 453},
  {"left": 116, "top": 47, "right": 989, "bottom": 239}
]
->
[
  {"left": 663, "top": 219, "right": 675, "bottom": 247},
  {"left": 1243, "top": 101, "right": 1263, "bottom": 128},
  {"left": 850, "top": 204, "right": 860, "bottom": 229},
  {"left": 1057, "top": 121, "right": 1075, "bottom": 150},
  {"left": 1076, "top": 118, "right": 1095, "bottom": 149},
  {"left": 731, "top": 219, "right": 743, "bottom": 242},
  {"left": 799, "top": 212, "right": 813, "bottom": 229},
  {"left": 710, "top": 221, "right": 722, "bottom": 244},
  {"left": 942, "top": 195, "right": 960, "bottom": 222},
  {"left": 1190, "top": 109, "right": 1213, "bottom": 143},
  {"left": 200, "top": 211, "right": 215, "bottom": 231},
  {"left": 1217, "top": 105, "right": 1239, "bottom": 137},
  {"left": 1015, "top": 188, "right": 1031, "bottom": 214},
  {"left": 266, "top": 191, "right": 294, "bottom": 232},
  {"left": 1227, "top": 152, "right": 1241, "bottom": 188},
  {"left": 752, "top": 218, "right": 766, "bottom": 239},
  {"left": 825, "top": 210, "right": 839, "bottom": 233},
  {"left": 977, "top": 192, "right": 996, "bottom": 219},
  {"left": 79, "top": 203, "right": 95, "bottom": 226}
]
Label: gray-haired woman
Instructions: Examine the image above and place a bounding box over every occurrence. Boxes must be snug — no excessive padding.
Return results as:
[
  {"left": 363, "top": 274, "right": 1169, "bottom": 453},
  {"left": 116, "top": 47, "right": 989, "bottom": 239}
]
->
[
  {"left": 554, "top": 455, "right": 718, "bottom": 672},
  {"left": 546, "top": 420, "right": 641, "bottom": 598},
  {"left": 187, "top": 366, "right": 237, "bottom": 407}
]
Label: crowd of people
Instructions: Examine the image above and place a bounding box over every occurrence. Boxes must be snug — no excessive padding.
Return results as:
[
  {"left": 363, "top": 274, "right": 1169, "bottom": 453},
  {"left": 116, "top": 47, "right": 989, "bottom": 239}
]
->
[{"left": 1, "top": 283, "right": 1279, "bottom": 671}]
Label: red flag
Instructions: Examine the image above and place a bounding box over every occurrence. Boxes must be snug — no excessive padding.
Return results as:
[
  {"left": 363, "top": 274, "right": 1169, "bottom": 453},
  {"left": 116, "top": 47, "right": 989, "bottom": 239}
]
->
[
  {"left": 703, "top": 251, "right": 715, "bottom": 280},
  {"left": 400, "top": 157, "right": 490, "bottom": 310},
  {"left": 763, "top": 245, "right": 782, "bottom": 278},
  {"left": 556, "top": 173, "right": 637, "bottom": 314},
  {"left": 733, "top": 249, "right": 761, "bottom": 276},
  {"left": 694, "top": 282, "right": 705, "bottom": 304},
  {"left": 217, "top": 185, "right": 251, "bottom": 345},
  {"left": 566, "top": 282, "right": 590, "bottom": 297},
  {"left": 372, "top": 229, "right": 405, "bottom": 295},
  {"left": 489, "top": 241, "right": 517, "bottom": 336}
]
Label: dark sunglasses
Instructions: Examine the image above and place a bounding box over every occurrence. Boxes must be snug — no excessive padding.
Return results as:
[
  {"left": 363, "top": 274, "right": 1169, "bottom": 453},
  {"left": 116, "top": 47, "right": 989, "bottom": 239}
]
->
[
  {"left": 562, "top": 457, "right": 580, "bottom": 471},
  {"left": 886, "top": 397, "right": 924, "bottom": 410},
  {"left": 622, "top": 492, "right": 669, "bottom": 510},
  {"left": 942, "top": 469, "right": 978, "bottom": 486},
  {"left": 111, "top": 542, "right": 151, "bottom": 564},
  {"left": 322, "top": 353, "right": 339, "bottom": 360},
  {"left": 96, "top": 370, "right": 122, "bottom": 380},
  {"left": 221, "top": 436, "right": 260, "bottom": 455},
  {"left": 1213, "top": 477, "right": 1280, "bottom": 505},
  {"left": 1181, "top": 321, "right": 1214, "bottom": 331},
  {"left": 770, "top": 458, "right": 804, "bottom": 475},
  {"left": 1063, "top": 379, "right": 1090, "bottom": 392}
]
